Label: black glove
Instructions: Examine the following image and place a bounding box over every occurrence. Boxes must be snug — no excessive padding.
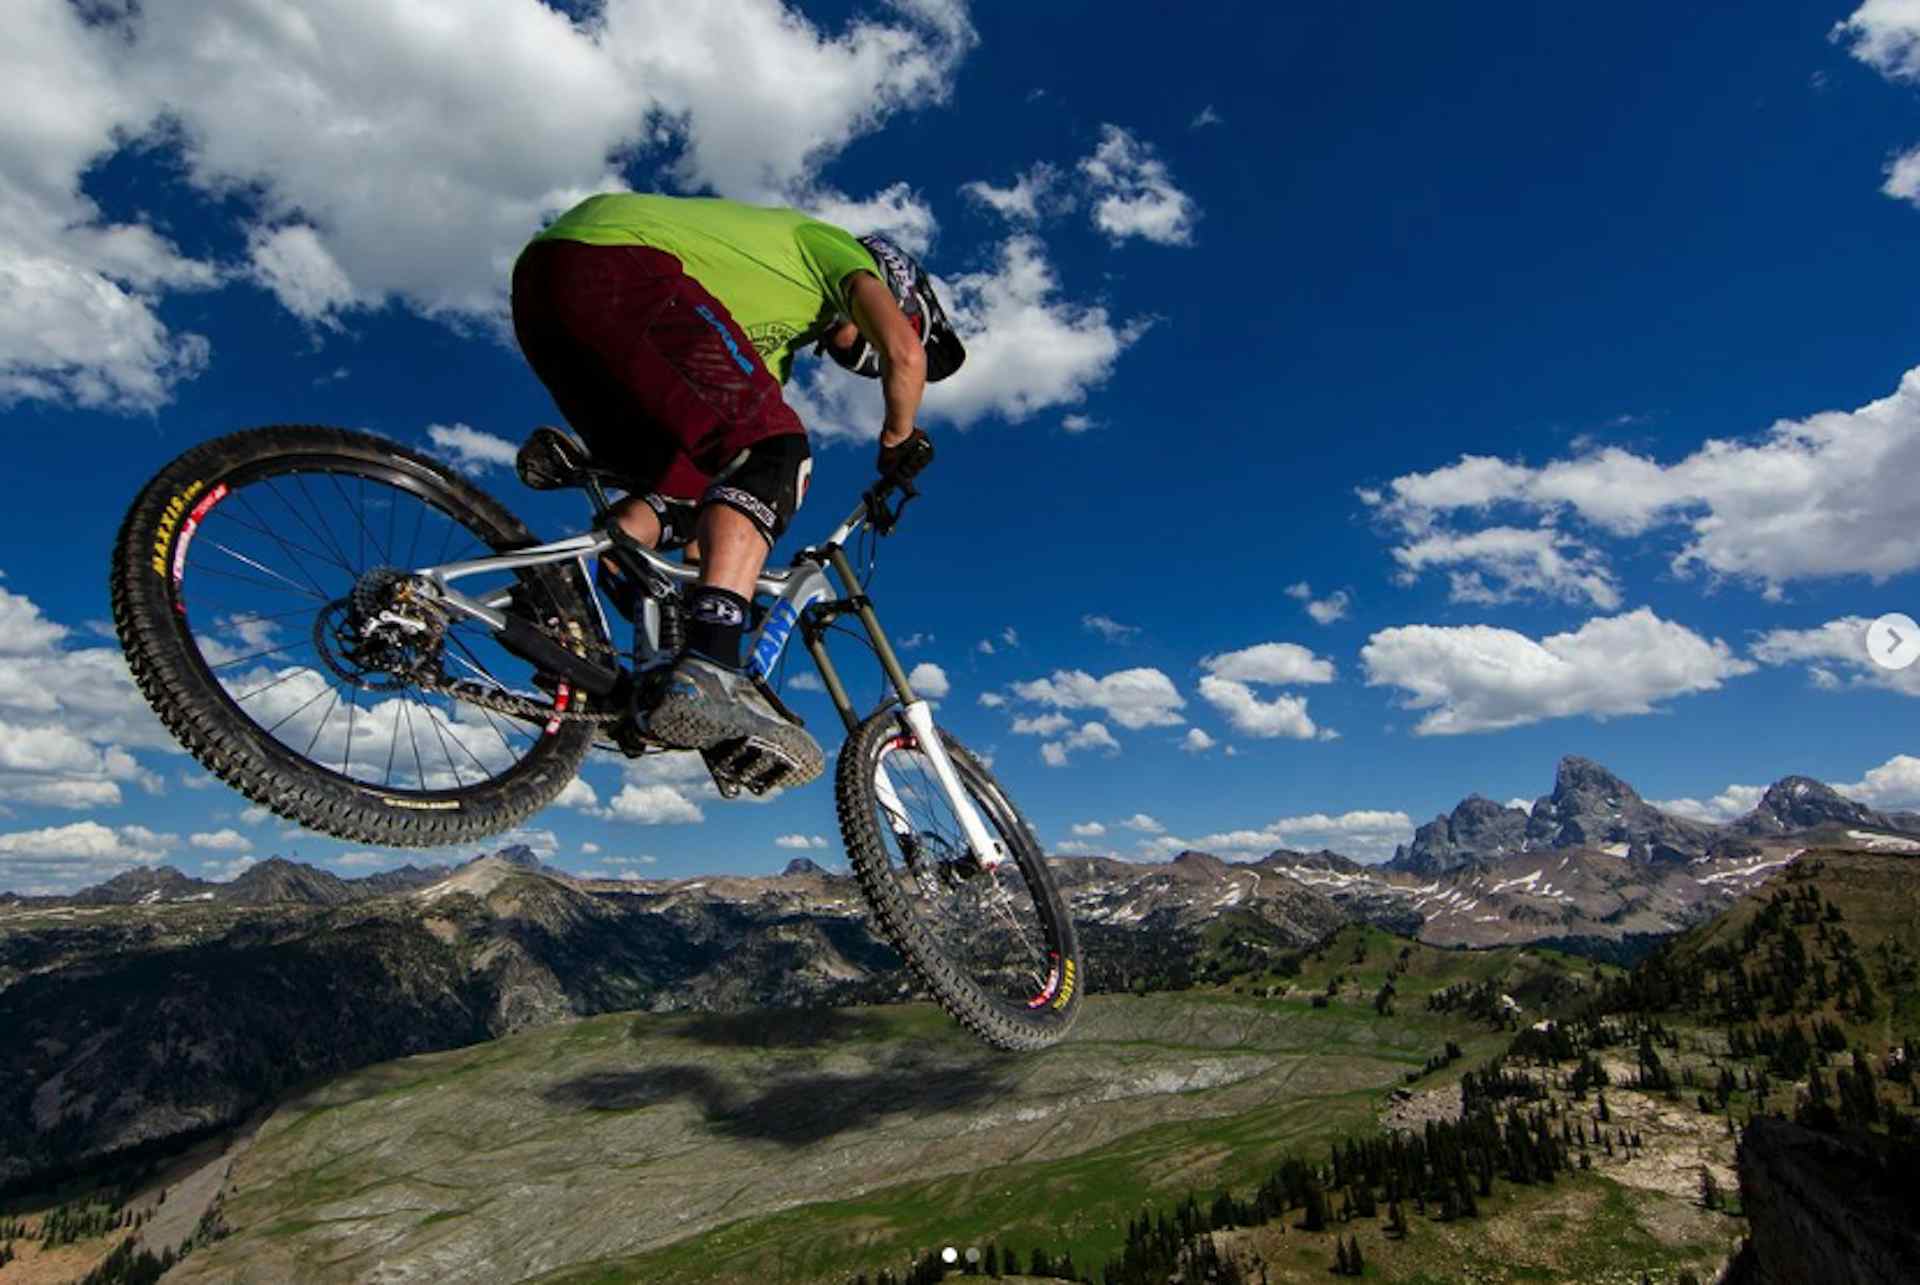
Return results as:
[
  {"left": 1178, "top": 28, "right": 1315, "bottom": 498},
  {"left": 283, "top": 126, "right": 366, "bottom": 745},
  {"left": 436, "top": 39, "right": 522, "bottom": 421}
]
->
[{"left": 876, "top": 426, "right": 934, "bottom": 480}]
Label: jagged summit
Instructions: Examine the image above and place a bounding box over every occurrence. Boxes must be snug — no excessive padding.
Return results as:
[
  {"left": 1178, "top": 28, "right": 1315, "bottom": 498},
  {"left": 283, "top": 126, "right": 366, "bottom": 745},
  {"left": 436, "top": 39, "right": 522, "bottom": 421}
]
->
[
  {"left": 1392, "top": 794, "right": 1532, "bottom": 876},
  {"left": 70, "top": 865, "right": 214, "bottom": 905},
  {"left": 1728, "top": 775, "right": 1910, "bottom": 837},
  {"left": 780, "top": 857, "right": 828, "bottom": 877},
  {"left": 224, "top": 856, "right": 358, "bottom": 906}
]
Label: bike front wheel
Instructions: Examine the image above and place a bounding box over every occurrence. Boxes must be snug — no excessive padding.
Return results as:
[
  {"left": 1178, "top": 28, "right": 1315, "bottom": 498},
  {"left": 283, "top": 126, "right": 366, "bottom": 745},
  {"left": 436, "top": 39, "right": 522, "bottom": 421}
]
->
[{"left": 836, "top": 708, "right": 1083, "bottom": 1051}]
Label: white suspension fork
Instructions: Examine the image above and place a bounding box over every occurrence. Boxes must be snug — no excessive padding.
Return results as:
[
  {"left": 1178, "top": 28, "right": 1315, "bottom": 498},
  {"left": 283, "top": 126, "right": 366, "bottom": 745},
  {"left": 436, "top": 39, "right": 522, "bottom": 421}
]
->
[{"left": 894, "top": 700, "right": 1007, "bottom": 870}]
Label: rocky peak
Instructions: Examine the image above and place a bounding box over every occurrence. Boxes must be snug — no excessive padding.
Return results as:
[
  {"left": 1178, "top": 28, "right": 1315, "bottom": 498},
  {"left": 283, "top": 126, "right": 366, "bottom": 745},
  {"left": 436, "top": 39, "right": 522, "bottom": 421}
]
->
[
  {"left": 72, "top": 865, "right": 214, "bottom": 905},
  {"left": 1525, "top": 756, "right": 1715, "bottom": 861},
  {"left": 1391, "top": 794, "right": 1531, "bottom": 876},
  {"left": 492, "top": 844, "right": 545, "bottom": 871},
  {"left": 1168, "top": 851, "right": 1229, "bottom": 879},
  {"left": 223, "top": 857, "right": 358, "bottom": 906},
  {"left": 1728, "top": 776, "right": 1901, "bottom": 838},
  {"left": 780, "top": 857, "right": 828, "bottom": 877}
]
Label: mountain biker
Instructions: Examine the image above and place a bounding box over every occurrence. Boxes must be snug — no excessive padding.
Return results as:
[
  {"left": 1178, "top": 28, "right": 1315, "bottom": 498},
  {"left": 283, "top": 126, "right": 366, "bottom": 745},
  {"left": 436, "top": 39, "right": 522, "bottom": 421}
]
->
[{"left": 511, "top": 193, "right": 966, "bottom": 789}]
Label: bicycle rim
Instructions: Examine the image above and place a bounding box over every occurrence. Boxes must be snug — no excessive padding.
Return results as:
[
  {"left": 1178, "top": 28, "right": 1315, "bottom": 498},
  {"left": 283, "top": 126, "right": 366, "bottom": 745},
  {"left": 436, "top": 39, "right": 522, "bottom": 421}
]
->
[{"left": 166, "top": 452, "right": 579, "bottom": 798}]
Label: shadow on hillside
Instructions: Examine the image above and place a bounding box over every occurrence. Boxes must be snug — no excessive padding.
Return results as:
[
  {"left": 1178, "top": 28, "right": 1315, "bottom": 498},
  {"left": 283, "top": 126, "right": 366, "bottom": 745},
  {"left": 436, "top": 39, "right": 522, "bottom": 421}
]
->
[
  {"left": 542, "top": 1054, "right": 1012, "bottom": 1147},
  {"left": 658, "top": 1008, "right": 894, "bottom": 1049}
]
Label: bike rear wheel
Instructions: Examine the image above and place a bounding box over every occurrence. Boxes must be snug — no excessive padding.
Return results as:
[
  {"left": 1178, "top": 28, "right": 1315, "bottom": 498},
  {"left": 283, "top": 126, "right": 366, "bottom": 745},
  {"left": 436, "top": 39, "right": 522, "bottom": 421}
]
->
[
  {"left": 836, "top": 708, "right": 1082, "bottom": 1051},
  {"left": 110, "top": 425, "right": 600, "bottom": 847}
]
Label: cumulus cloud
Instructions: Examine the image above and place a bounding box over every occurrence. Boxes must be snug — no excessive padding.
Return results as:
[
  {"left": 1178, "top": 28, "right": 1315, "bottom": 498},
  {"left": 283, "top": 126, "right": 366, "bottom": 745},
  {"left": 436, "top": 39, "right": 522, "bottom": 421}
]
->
[
  {"left": 1834, "top": 753, "right": 1920, "bottom": 809},
  {"left": 1078, "top": 125, "right": 1198, "bottom": 246},
  {"left": 1285, "top": 582, "right": 1350, "bottom": 625},
  {"left": 0, "top": 580, "right": 172, "bottom": 812},
  {"left": 1362, "top": 609, "right": 1756, "bottom": 735},
  {"left": 1650, "top": 784, "right": 1767, "bottom": 824},
  {"left": 428, "top": 423, "right": 519, "bottom": 474},
  {"left": 1121, "top": 813, "right": 1164, "bottom": 833},
  {"left": 189, "top": 828, "right": 253, "bottom": 853},
  {"left": 1202, "top": 643, "right": 1336, "bottom": 686},
  {"left": 2, "top": 0, "right": 975, "bottom": 408},
  {"left": 1364, "top": 367, "right": 1920, "bottom": 601},
  {"left": 1039, "top": 721, "right": 1120, "bottom": 766},
  {"left": 1835, "top": 1, "right": 1920, "bottom": 82},
  {"left": 907, "top": 661, "right": 951, "bottom": 699},
  {"left": 1750, "top": 616, "right": 1920, "bottom": 697},
  {"left": 1181, "top": 727, "right": 1217, "bottom": 753},
  {"left": 600, "top": 783, "right": 704, "bottom": 825},
  {"left": 1011, "top": 666, "right": 1184, "bottom": 730},
  {"left": 1011, "top": 712, "right": 1072, "bottom": 736},
  {"left": 1139, "top": 810, "right": 1415, "bottom": 864},
  {"left": 775, "top": 833, "right": 830, "bottom": 849},
  {"left": 1196, "top": 677, "right": 1322, "bottom": 741},
  {"left": 1070, "top": 821, "right": 1107, "bottom": 837},
  {"left": 0, "top": 820, "right": 179, "bottom": 895},
  {"left": 1195, "top": 643, "right": 1335, "bottom": 741}
]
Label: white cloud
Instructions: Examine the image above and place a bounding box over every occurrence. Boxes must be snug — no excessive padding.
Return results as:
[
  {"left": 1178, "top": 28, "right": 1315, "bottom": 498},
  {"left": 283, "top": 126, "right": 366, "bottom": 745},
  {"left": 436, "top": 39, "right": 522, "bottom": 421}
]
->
[
  {"left": 0, "top": 820, "right": 179, "bottom": 895},
  {"left": 201, "top": 855, "right": 258, "bottom": 883},
  {"left": 1835, "top": 1, "right": 1920, "bottom": 82},
  {"left": 581, "top": 841, "right": 602, "bottom": 855},
  {"left": 1196, "top": 643, "right": 1334, "bottom": 741},
  {"left": 802, "top": 182, "right": 937, "bottom": 256},
  {"left": 1201, "top": 643, "right": 1335, "bottom": 686},
  {"left": 600, "top": 783, "right": 704, "bottom": 825},
  {"left": 1181, "top": 727, "right": 1216, "bottom": 753},
  {"left": 977, "top": 692, "right": 1006, "bottom": 708},
  {"left": 1121, "top": 812, "right": 1164, "bottom": 833},
  {"left": 0, "top": 582, "right": 174, "bottom": 811},
  {"left": 787, "top": 672, "right": 827, "bottom": 693},
  {"left": 554, "top": 777, "right": 601, "bottom": 810},
  {"left": 1011, "top": 712, "right": 1072, "bottom": 736},
  {"left": 1834, "top": 753, "right": 1920, "bottom": 809},
  {"left": 1, "top": 0, "right": 975, "bottom": 408},
  {"left": 1039, "top": 721, "right": 1120, "bottom": 766},
  {"left": 1361, "top": 609, "right": 1756, "bottom": 736},
  {"left": 1082, "top": 613, "right": 1142, "bottom": 643},
  {"left": 1365, "top": 367, "right": 1920, "bottom": 600},
  {"left": 1002, "top": 627, "right": 1019, "bottom": 647},
  {"left": 1885, "top": 146, "right": 1920, "bottom": 206},
  {"left": 896, "top": 633, "right": 932, "bottom": 650},
  {"left": 1062, "top": 413, "right": 1096, "bottom": 434},
  {"left": 1011, "top": 666, "right": 1185, "bottom": 729},
  {"left": 1070, "top": 821, "right": 1107, "bottom": 837},
  {"left": 1651, "top": 784, "right": 1767, "bottom": 824},
  {"left": 907, "top": 661, "right": 951, "bottom": 699},
  {"left": 1078, "top": 125, "right": 1198, "bottom": 246},
  {"left": 976, "top": 638, "right": 997, "bottom": 655},
  {"left": 1140, "top": 810, "right": 1416, "bottom": 864},
  {"left": 1285, "top": 583, "right": 1351, "bottom": 625},
  {"left": 1197, "top": 677, "right": 1322, "bottom": 741},
  {"left": 775, "top": 833, "right": 830, "bottom": 849},
  {"left": 428, "top": 424, "right": 519, "bottom": 475},
  {"left": 960, "top": 162, "right": 1061, "bottom": 224},
  {"left": 1750, "top": 616, "right": 1920, "bottom": 697},
  {"left": 1190, "top": 105, "right": 1224, "bottom": 129},
  {"left": 189, "top": 828, "right": 253, "bottom": 853}
]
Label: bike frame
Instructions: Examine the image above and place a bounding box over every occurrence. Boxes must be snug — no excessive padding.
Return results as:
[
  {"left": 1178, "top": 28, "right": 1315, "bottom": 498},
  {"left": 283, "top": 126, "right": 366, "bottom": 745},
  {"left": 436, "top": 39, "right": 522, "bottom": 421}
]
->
[{"left": 409, "top": 489, "right": 1009, "bottom": 871}]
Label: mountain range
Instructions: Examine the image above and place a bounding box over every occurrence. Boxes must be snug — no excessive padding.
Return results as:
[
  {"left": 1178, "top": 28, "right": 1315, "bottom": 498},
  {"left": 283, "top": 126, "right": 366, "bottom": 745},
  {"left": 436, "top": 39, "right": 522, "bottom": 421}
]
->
[{"left": 4, "top": 755, "right": 1917, "bottom": 1193}]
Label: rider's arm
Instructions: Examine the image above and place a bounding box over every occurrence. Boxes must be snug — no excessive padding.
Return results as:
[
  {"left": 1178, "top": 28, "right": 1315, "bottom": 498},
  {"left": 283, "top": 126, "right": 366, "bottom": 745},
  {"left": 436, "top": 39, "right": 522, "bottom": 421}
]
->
[{"left": 846, "top": 271, "right": 926, "bottom": 448}]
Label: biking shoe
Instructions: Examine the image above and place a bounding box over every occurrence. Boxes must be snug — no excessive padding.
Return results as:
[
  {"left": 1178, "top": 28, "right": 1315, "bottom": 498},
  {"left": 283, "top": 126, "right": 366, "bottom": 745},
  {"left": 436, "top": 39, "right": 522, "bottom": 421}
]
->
[{"left": 646, "top": 654, "right": 824, "bottom": 790}]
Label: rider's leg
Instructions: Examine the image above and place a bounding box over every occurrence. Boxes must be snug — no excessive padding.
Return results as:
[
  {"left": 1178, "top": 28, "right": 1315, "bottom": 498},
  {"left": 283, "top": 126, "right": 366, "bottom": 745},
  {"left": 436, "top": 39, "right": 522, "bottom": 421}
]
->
[{"left": 609, "top": 495, "right": 662, "bottom": 548}]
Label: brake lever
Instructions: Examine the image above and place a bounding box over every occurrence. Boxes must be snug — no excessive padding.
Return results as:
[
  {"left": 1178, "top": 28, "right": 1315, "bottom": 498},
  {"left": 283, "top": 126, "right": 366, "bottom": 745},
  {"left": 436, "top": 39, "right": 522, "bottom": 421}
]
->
[{"left": 864, "top": 479, "right": 918, "bottom": 536}]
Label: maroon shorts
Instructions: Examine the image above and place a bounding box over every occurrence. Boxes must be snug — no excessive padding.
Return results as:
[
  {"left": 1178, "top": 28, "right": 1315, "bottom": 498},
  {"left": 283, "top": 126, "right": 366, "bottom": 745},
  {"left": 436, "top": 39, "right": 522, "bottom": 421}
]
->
[{"left": 511, "top": 240, "right": 804, "bottom": 501}]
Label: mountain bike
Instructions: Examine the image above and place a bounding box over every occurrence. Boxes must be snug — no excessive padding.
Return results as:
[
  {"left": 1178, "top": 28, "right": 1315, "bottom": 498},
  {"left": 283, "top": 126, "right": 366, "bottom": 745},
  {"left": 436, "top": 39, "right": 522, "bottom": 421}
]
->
[{"left": 110, "top": 425, "right": 1080, "bottom": 1049}]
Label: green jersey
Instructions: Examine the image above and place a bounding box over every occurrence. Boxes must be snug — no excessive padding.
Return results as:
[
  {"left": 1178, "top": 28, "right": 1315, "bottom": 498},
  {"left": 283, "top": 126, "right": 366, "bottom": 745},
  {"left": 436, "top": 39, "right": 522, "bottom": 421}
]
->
[{"left": 528, "top": 194, "right": 878, "bottom": 383}]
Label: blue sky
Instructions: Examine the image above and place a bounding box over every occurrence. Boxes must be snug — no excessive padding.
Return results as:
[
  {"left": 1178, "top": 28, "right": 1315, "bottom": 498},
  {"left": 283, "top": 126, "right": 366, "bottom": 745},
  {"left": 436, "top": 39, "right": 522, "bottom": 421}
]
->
[{"left": 4, "top": 0, "right": 1920, "bottom": 892}]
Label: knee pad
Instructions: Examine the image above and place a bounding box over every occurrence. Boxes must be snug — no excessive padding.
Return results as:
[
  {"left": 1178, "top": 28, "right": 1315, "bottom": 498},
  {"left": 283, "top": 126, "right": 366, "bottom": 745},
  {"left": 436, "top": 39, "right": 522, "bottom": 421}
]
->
[{"left": 701, "top": 434, "right": 812, "bottom": 547}]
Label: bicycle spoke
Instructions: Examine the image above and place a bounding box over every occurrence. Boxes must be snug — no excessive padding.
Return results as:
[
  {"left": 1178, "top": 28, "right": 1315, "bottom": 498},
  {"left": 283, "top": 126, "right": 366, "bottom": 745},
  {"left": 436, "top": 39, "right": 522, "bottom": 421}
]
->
[{"left": 205, "top": 542, "right": 330, "bottom": 601}]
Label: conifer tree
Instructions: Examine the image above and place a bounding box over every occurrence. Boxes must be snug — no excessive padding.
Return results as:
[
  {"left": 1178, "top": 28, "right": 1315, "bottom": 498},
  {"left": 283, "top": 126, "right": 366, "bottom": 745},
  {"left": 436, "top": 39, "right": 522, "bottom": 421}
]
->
[{"left": 1335, "top": 1238, "right": 1351, "bottom": 1275}]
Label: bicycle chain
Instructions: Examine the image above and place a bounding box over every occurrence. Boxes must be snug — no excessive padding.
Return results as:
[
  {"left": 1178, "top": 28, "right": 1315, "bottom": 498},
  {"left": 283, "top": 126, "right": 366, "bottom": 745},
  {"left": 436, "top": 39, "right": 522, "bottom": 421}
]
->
[{"left": 417, "top": 610, "right": 629, "bottom": 727}]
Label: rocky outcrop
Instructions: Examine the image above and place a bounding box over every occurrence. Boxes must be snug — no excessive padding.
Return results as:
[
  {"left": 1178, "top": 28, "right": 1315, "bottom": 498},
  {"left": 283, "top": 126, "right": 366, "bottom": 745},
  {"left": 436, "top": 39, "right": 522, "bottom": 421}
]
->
[
  {"left": 1523, "top": 756, "right": 1718, "bottom": 861},
  {"left": 70, "top": 866, "right": 216, "bottom": 904},
  {"left": 1731, "top": 1117, "right": 1920, "bottom": 1285},
  {"left": 1392, "top": 796, "right": 1531, "bottom": 875},
  {"left": 1728, "top": 776, "right": 1915, "bottom": 838}
]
